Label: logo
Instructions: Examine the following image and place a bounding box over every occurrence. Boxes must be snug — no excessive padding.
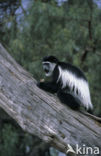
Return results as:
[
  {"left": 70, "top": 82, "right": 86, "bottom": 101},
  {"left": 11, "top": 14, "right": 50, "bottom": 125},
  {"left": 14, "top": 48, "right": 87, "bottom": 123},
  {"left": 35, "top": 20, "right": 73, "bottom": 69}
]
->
[{"left": 66, "top": 144, "right": 100, "bottom": 155}]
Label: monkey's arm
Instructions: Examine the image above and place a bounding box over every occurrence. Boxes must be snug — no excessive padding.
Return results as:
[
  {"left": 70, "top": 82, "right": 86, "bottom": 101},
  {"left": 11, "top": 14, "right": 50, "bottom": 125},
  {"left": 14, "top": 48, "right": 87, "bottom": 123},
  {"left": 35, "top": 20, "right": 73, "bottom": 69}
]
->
[{"left": 37, "top": 81, "right": 59, "bottom": 93}]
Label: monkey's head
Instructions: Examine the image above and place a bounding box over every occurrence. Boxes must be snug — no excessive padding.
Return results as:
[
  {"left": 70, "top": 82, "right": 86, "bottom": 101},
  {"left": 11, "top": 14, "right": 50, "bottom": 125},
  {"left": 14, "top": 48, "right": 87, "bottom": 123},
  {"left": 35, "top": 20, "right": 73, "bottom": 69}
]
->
[{"left": 42, "top": 56, "right": 58, "bottom": 77}]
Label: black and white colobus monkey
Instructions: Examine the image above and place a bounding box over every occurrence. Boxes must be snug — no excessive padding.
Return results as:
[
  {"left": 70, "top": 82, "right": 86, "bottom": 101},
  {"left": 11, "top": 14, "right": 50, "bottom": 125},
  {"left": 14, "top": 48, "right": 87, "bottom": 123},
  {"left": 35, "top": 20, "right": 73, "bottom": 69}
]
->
[{"left": 38, "top": 56, "right": 93, "bottom": 111}]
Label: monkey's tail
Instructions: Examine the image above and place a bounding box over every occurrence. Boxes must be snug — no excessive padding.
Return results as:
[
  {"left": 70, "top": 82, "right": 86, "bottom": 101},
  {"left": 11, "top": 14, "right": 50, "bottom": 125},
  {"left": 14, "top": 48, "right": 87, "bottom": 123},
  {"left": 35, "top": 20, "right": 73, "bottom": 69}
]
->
[{"left": 80, "top": 111, "right": 101, "bottom": 123}]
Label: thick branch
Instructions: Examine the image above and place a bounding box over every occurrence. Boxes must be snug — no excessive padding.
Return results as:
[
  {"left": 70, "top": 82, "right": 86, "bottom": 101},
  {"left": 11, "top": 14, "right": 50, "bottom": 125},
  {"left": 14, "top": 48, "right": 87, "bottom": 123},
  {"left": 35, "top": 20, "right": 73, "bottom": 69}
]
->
[{"left": 0, "top": 43, "right": 101, "bottom": 155}]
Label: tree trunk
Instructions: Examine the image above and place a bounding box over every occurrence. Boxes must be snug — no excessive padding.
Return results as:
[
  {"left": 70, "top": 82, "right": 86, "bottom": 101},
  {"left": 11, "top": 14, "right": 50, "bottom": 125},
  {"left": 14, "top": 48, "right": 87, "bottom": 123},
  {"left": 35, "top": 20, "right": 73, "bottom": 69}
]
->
[{"left": 0, "top": 43, "right": 101, "bottom": 156}]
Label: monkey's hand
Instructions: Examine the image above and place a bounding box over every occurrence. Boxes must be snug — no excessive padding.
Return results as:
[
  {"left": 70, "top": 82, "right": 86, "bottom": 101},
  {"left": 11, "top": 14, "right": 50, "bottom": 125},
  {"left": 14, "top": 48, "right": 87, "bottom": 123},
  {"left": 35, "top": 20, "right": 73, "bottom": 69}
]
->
[
  {"left": 37, "top": 79, "right": 45, "bottom": 88},
  {"left": 37, "top": 81, "right": 45, "bottom": 89},
  {"left": 40, "top": 79, "right": 45, "bottom": 82}
]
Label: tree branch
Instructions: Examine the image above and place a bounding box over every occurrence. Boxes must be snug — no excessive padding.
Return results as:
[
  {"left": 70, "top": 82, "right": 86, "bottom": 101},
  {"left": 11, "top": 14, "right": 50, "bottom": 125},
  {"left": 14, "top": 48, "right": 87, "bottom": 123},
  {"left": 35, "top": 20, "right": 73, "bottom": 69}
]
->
[{"left": 0, "top": 43, "right": 101, "bottom": 155}]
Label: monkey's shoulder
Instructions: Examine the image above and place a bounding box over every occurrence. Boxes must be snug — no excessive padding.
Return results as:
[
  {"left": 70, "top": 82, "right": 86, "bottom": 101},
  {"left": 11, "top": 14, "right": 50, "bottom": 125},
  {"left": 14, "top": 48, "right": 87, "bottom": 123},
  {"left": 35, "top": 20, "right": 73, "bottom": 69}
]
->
[{"left": 58, "top": 62, "right": 87, "bottom": 81}]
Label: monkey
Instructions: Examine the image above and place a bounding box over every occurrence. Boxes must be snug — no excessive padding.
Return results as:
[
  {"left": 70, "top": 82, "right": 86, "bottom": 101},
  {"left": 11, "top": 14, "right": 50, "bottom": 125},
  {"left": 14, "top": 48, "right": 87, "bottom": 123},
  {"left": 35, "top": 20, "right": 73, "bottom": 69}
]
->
[
  {"left": 37, "top": 56, "right": 101, "bottom": 122},
  {"left": 37, "top": 55, "right": 93, "bottom": 111}
]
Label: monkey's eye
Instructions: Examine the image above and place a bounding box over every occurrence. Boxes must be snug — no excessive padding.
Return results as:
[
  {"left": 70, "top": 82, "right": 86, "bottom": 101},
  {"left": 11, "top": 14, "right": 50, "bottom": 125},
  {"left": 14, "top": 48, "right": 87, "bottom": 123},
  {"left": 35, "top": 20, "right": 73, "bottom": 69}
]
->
[
  {"left": 43, "top": 62, "right": 49, "bottom": 65},
  {"left": 42, "top": 62, "right": 50, "bottom": 68}
]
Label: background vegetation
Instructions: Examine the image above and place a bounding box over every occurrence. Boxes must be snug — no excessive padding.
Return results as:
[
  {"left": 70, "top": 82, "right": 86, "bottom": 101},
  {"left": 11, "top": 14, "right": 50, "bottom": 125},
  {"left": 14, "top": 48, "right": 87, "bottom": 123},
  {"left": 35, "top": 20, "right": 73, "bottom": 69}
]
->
[{"left": 0, "top": 0, "right": 101, "bottom": 155}]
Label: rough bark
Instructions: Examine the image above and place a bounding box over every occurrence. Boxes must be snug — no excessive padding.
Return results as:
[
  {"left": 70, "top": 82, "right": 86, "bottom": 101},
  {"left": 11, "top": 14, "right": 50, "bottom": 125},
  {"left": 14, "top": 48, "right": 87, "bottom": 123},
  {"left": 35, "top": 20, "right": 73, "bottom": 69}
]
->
[{"left": 0, "top": 43, "right": 101, "bottom": 155}]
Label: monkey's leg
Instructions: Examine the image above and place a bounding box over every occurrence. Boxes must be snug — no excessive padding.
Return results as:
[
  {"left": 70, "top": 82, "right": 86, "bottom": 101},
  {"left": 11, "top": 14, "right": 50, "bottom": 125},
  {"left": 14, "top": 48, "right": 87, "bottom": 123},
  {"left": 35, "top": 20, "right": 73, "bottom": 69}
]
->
[{"left": 57, "top": 90, "right": 80, "bottom": 110}]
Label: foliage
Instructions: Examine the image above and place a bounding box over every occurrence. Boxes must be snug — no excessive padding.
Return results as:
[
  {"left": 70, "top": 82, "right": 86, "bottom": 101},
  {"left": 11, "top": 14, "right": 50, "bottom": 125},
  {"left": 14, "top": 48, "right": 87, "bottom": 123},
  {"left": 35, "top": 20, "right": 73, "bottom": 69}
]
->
[{"left": 0, "top": 124, "right": 18, "bottom": 156}]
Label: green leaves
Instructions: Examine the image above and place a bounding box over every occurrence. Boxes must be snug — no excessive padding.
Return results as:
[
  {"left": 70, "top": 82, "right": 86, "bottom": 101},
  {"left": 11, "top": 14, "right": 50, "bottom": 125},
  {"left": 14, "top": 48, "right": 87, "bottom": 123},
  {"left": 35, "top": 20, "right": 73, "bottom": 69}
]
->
[{"left": 0, "top": 125, "right": 18, "bottom": 156}]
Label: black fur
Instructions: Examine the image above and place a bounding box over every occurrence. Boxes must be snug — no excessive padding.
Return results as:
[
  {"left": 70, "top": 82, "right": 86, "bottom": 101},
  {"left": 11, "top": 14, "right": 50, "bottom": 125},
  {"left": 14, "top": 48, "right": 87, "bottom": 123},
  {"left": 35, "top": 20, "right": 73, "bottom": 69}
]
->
[
  {"left": 38, "top": 56, "right": 88, "bottom": 110},
  {"left": 58, "top": 62, "right": 87, "bottom": 81},
  {"left": 37, "top": 81, "right": 58, "bottom": 93},
  {"left": 42, "top": 56, "right": 58, "bottom": 63},
  {"left": 43, "top": 56, "right": 87, "bottom": 80}
]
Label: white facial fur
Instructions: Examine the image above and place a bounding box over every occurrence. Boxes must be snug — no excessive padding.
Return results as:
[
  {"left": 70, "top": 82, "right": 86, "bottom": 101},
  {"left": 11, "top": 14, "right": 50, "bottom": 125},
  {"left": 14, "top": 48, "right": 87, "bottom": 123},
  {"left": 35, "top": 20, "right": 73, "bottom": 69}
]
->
[
  {"left": 42, "top": 61, "right": 56, "bottom": 77},
  {"left": 57, "top": 66, "right": 93, "bottom": 110}
]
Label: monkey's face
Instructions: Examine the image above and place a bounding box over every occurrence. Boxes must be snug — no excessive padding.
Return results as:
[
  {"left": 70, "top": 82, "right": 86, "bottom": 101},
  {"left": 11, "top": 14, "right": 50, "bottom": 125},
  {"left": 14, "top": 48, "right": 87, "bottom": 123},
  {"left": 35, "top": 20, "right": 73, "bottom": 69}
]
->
[{"left": 42, "top": 61, "right": 56, "bottom": 77}]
